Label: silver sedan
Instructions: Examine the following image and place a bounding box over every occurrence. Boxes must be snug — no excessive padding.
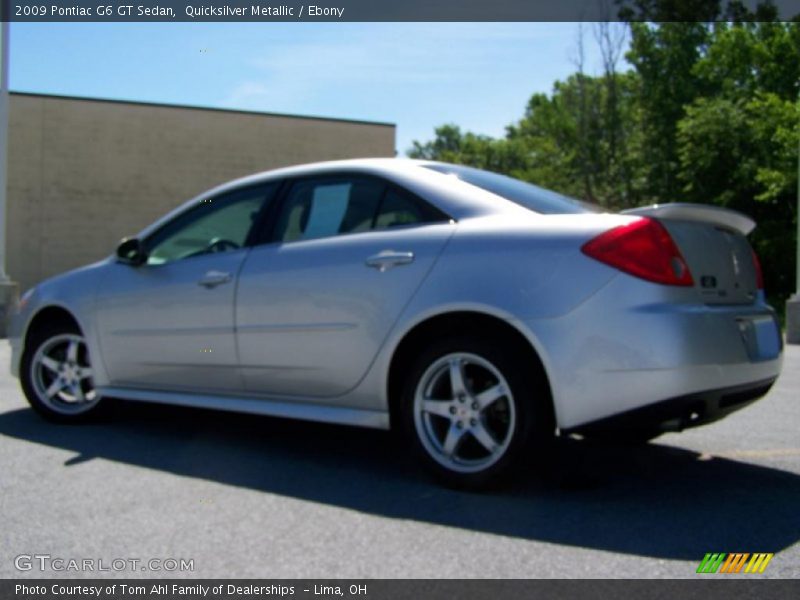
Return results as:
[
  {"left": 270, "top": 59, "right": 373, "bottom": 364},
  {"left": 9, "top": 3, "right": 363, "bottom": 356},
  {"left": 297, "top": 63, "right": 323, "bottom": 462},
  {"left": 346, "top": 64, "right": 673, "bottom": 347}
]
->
[{"left": 8, "top": 159, "right": 783, "bottom": 488}]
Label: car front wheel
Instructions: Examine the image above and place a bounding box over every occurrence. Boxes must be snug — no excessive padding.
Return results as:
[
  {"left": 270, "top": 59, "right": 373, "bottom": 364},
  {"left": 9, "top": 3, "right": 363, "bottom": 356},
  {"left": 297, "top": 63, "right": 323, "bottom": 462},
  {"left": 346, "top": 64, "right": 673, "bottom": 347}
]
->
[
  {"left": 20, "top": 323, "right": 104, "bottom": 422},
  {"left": 400, "top": 335, "right": 552, "bottom": 489}
]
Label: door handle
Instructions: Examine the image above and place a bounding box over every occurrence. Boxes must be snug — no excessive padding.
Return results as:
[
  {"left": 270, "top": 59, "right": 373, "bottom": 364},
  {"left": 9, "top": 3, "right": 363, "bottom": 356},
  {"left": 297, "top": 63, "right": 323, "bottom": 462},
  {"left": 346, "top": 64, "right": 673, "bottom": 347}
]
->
[
  {"left": 365, "top": 251, "right": 415, "bottom": 272},
  {"left": 197, "top": 270, "right": 232, "bottom": 288}
]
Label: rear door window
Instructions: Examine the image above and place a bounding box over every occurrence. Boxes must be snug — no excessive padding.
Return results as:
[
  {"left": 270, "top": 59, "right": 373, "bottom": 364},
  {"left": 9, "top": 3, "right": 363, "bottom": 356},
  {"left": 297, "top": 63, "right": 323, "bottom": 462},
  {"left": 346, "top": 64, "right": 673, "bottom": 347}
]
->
[{"left": 275, "top": 177, "right": 386, "bottom": 243}]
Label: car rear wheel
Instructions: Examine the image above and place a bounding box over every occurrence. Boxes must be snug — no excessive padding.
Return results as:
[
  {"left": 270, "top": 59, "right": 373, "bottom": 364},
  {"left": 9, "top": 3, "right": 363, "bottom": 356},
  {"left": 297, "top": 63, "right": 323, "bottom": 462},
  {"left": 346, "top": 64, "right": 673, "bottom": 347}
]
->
[
  {"left": 20, "top": 323, "right": 104, "bottom": 422},
  {"left": 400, "top": 335, "right": 552, "bottom": 489}
]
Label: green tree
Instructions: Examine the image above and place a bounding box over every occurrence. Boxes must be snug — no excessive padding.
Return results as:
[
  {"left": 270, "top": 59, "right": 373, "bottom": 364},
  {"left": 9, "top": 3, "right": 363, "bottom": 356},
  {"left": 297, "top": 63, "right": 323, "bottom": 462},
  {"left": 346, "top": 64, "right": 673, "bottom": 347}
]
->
[
  {"left": 624, "top": 21, "right": 709, "bottom": 200},
  {"left": 408, "top": 124, "right": 532, "bottom": 175},
  {"left": 509, "top": 71, "right": 645, "bottom": 208}
]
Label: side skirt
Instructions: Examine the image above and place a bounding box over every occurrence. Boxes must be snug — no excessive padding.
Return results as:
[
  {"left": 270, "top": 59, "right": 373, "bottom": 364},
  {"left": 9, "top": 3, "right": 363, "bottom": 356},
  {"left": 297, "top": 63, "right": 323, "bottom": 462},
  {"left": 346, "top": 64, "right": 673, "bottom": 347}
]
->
[{"left": 97, "top": 386, "right": 390, "bottom": 430}]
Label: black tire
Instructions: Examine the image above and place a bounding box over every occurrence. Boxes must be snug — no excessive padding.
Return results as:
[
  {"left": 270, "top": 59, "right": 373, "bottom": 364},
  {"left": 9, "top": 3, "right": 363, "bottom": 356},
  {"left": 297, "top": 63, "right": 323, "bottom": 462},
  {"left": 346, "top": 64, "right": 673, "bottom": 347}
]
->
[
  {"left": 20, "top": 320, "right": 106, "bottom": 423},
  {"left": 399, "top": 333, "right": 554, "bottom": 490}
]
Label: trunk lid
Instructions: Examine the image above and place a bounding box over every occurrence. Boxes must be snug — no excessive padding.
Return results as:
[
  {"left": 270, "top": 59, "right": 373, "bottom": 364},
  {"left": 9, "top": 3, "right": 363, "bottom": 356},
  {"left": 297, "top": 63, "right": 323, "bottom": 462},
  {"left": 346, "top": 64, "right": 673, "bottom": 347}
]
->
[{"left": 622, "top": 203, "right": 759, "bottom": 305}]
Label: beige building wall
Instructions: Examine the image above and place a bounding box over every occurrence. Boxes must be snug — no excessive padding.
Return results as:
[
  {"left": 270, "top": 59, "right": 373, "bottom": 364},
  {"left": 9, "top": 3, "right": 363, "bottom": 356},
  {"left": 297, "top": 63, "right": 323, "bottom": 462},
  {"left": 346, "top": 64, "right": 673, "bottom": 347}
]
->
[{"left": 7, "top": 92, "right": 396, "bottom": 293}]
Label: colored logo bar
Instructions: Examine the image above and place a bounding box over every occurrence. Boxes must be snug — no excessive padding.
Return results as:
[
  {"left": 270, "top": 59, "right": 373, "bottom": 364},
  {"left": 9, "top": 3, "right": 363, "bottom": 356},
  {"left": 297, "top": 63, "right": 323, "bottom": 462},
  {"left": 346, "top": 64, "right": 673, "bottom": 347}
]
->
[{"left": 697, "top": 553, "right": 774, "bottom": 574}]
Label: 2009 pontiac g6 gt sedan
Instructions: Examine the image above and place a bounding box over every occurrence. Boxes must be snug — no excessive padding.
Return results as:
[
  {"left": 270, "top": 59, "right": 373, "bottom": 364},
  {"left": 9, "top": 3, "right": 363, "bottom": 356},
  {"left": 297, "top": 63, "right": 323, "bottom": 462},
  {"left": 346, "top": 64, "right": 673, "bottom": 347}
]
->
[{"left": 9, "top": 159, "right": 784, "bottom": 487}]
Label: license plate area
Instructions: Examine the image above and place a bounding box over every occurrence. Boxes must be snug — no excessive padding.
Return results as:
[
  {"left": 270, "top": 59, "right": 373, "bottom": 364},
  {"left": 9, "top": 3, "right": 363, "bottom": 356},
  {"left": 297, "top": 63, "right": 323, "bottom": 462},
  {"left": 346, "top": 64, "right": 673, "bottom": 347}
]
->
[{"left": 737, "top": 315, "right": 782, "bottom": 362}]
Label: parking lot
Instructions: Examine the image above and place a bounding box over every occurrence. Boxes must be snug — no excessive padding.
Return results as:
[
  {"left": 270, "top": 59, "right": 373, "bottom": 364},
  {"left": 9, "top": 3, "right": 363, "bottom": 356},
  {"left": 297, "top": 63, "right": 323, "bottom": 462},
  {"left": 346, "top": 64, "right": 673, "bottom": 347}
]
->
[{"left": 1, "top": 340, "right": 798, "bottom": 579}]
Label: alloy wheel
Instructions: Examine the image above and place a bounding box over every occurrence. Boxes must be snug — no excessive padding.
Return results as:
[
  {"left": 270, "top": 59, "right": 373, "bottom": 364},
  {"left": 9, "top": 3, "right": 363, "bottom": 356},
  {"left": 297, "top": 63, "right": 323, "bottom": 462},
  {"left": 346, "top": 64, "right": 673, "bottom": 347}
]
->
[
  {"left": 413, "top": 352, "right": 516, "bottom": 474},
  {"left": 30, "top": 333, "right": 99, "bottom": 415}
]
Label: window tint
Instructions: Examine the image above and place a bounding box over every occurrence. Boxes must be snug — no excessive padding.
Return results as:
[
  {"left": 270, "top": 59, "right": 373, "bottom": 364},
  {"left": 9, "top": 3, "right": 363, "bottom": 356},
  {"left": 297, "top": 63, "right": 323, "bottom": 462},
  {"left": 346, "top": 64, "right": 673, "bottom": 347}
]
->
[
  {"left": 145, "top": 185, "right": 273, "bottom": 265},
  {"left": 374, "top": 188, "right": 429, "bottom": 229},
  {"left": 275, "top": 178, "right": 385, "bottom": 243},
  {"left": 423, "top": 163, "right": 597, "bottom": 214},
  {"left": 273, "top": 177, "right": 449, "bottom": 243}
]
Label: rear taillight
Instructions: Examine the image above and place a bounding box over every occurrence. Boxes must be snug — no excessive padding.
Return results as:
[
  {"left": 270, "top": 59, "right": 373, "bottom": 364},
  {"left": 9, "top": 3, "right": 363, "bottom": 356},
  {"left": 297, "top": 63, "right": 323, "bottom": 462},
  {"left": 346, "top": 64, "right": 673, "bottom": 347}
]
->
[
  {"left": 581, "top": 217, "right": 694, "bottom": 286},
  {"left": 751, "top": 248, "right": 764, "bottom": 289}
]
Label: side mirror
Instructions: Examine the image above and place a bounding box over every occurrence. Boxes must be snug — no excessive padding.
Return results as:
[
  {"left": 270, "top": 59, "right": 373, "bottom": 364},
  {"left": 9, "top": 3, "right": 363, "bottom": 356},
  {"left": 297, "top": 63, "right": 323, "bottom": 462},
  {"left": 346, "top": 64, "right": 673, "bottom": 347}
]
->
[{"left": 116, "top": 237, "right": 147, "bottom": 266}]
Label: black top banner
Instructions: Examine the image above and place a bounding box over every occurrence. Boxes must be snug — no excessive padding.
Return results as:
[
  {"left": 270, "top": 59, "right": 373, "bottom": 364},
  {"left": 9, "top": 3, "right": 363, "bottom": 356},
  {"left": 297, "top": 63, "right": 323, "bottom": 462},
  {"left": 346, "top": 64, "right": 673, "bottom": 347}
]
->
[{"left": 4, "top": 0, "right": 800, "bottom": 22}]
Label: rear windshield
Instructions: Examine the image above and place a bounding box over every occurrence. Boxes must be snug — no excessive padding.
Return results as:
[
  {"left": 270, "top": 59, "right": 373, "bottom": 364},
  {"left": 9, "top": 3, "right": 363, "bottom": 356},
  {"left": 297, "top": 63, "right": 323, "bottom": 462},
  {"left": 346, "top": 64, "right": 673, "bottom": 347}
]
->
[{"left": 423, "top": 163, "right": 595, "bottom": 215}]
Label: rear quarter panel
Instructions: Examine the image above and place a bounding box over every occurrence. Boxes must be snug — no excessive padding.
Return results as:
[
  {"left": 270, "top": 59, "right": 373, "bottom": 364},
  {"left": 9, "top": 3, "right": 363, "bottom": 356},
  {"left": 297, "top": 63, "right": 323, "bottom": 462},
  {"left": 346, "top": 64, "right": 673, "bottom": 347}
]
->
[{"left": 346, "top": 214, "right": 630, "bottom": 416}]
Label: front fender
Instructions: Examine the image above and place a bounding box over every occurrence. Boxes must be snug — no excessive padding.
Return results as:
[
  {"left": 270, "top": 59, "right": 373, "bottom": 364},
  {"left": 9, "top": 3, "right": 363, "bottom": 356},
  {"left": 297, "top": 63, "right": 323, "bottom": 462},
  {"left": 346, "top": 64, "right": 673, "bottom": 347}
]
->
[{"left": 9, "top": 260, "right": 109, "bottom": 385}]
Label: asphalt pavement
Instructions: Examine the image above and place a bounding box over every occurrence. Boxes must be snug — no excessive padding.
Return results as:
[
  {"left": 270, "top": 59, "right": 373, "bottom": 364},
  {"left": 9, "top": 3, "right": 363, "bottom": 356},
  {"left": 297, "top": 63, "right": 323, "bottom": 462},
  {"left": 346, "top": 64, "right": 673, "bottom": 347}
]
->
[{"left": 1, "top": 341, "right": 798, "bottom": 579}]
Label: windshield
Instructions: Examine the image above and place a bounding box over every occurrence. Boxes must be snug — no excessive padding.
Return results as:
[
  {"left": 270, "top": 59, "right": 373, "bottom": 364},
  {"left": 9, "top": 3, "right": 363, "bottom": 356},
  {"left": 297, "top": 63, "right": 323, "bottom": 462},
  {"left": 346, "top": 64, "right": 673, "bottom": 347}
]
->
[{"left": 423, "top": 163, "right": 597, "bottom": 215}]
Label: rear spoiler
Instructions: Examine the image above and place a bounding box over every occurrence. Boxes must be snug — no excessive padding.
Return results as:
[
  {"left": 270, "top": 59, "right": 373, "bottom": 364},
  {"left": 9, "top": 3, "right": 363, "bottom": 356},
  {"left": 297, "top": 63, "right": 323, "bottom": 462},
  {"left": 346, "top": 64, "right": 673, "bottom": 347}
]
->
[{"left": 621, "top": 203, "right": 755, "bottom": 236}]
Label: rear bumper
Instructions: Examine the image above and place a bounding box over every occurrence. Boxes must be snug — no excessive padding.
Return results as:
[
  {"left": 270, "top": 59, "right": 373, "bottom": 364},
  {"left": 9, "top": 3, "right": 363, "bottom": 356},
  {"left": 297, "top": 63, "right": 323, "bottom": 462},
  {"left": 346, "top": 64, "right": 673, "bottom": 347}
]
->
[
  {"left": 521, "top": 273, "right": 783, "bottom": 431},
  {"left": 566, "top": 376, "right": 777, "bottom": 436}
]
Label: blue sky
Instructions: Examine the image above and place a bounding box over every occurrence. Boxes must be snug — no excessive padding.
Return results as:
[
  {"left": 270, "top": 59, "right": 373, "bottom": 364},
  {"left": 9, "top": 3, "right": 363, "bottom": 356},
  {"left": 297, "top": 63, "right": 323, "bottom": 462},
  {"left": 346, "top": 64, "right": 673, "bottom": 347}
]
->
[{"left": 10, "top": 22, "right": 615, "bottom": 155}]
